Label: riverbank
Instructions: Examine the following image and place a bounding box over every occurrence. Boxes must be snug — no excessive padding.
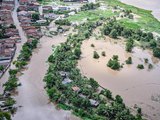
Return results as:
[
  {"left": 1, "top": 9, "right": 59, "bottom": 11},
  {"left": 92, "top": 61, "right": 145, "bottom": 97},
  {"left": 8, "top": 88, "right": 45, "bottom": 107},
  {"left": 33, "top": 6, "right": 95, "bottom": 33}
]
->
[{"left": 120, "top": 0, "right": 160, "bottom": 20}]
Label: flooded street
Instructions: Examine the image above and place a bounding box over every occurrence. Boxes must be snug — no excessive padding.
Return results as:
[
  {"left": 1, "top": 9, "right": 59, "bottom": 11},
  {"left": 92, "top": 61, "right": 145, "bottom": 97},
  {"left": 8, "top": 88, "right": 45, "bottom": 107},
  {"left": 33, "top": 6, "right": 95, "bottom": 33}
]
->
[
  {"left": 78, "top": 37, "right": 160, "bottom": 120},
  {"left": 0, "top": 0, "right": 27, "bottom": 93},
  {"left": 120, "top": 0, "right": 160, "bottom": 20},
  {"left": 13, "top": 35, "right": 78, "bottom": 120},
  {"left": 0, "top": 0, "right": 79, "bottom": 119}
]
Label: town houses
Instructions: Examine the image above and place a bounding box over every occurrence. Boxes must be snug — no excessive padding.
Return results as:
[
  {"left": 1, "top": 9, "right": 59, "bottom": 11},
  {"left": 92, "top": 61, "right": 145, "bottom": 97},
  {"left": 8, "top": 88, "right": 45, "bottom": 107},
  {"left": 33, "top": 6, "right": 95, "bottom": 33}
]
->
[
  {"left": 0, "top": 0, "right": 20, "bottom": 77},
  {"left": 17, "top": 1, "right": 43, "bottom": 39},
  {"left": 0, "top": 0, "right": 42, "bottom": 77}
]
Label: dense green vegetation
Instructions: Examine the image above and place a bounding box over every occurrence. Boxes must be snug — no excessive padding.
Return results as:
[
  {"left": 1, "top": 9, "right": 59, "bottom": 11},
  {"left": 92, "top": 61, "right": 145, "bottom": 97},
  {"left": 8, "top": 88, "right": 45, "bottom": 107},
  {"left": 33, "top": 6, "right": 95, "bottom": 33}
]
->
[
  {"left": 153, "top": 47, "right": 160, "bottom": 58},
  {"left": 126, "top": 38, "right": 134, "bottom": 52},
  {"left": 137, "top": 64, "right": 144, "bottom": 69},
  {"left": 102, "top": 19, "right": 160, "bottom": 57},
  {"left": 104, "top": 0, "right": 160, "bottom": 33},
  {"left": 55, "top": 19, "right": 71, "bottom": 26},
  {"left": 107, "top": 55, "right": 121, "bottom": 70},
  {"left": 45, "top": 22, "right": 142, "bottom": 119},
  {"left": 81, "top": 3, "right": 100, "bottom": 11},
  {"left": 32, "top": 13, "right": 40, "bottom": 21},
  {"left": 0, "top": 111, "right": 11, "bottom": 120}
]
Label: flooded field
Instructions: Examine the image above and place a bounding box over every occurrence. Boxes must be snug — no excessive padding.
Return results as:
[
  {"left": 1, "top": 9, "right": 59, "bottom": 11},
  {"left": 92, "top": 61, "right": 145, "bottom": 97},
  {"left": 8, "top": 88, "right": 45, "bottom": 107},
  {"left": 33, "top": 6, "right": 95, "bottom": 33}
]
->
[
  {"left": 120, "top": 0, "right": 160, "bottom": 20},
  {"left": 78, "top": 37, "right": 160, "bottom": 120}
]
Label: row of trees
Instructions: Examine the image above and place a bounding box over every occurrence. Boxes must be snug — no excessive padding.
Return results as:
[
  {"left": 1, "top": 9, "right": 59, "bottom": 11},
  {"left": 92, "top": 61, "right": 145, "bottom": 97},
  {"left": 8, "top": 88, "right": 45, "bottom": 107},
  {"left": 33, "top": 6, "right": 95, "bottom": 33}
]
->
[
  {"left": 102, "top": 19, "right": 160, "bottom": 58},
  {"left": 55, "top": 19, "right": 71, "bottom": 26},
  {"left": 81, "top": 3, "right": 100, "bottom": 11},
  {"left": 44, "top": 21, "right": 142, "bottom": 120}
]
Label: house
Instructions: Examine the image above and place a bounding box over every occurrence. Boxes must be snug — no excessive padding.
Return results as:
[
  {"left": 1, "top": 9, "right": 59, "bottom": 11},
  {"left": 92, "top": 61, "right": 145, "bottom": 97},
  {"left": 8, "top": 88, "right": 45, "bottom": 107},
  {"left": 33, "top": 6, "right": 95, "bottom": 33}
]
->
[
  {"left": 59, "top": 71, "right": 69, "bottom": 77},
  {"left": 43, "top": 13, "right": 57, "bottom": 19},
  {"left": 27, "top": 3, "right": 39, "bottom": 11},
  {"left": 62, "top": 77, "right": 72, "bottom": 84},
  {"left": 89, "top": 99, "right": 99, "bottom": 106},
  {"left": 19, "top": 0, "right": 29, "bottom": 5},
  {"left": 72, "top": 86, "right": 80, "bottom": 92},
  {"left": 18, "top": 11, "right": 29, "bottom": 16},
  {"left": 58, "top": 6, "right": 70, "bottom": 11},
  {"left": 36, "top": 19, "right": 47, "bottom": 24},
  {"left": 18, "top": 5, "right": 28, "bottom": 11},
  {"left": 42, "top": 6, "right": 53, "bottom": 12}
]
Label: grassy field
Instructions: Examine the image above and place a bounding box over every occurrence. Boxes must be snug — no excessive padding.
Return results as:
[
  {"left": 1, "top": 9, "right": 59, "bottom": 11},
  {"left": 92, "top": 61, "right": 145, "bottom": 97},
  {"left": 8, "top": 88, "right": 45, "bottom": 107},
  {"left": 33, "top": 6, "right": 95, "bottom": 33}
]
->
[
  {"left": 38, "top": 0, "right": 66, "bottom": 5},
  {"left": 103, "top": 0, "right": 160, "bottom": 33},
  {"left": 68, "top": 9, "right": 115, "bottom": 22}
]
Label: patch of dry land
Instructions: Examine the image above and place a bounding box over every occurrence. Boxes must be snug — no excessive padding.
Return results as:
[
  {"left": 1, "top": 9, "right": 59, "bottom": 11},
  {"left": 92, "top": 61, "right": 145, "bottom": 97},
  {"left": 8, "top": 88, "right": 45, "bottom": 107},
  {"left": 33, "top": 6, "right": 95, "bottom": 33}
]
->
[{"left": 78, "top": 36, "right": 160, "bottom": 120}]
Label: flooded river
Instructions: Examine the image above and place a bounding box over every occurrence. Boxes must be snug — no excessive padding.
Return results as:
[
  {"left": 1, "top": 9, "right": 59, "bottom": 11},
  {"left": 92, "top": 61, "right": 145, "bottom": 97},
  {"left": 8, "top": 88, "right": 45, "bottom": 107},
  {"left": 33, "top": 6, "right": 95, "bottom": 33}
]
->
[
  {"left": 78, "top": 37, "right": 160, "bottom": 120},
  {"left": 120, "top": 0, "right": 160, "bottom": 20}
]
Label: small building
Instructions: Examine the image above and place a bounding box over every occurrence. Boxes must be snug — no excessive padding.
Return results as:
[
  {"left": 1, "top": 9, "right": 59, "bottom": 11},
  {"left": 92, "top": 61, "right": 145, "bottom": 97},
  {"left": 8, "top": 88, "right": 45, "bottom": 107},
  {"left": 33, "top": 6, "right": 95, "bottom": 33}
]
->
[
  {"left": 72, "top": 86, "right": 80, "bottom": 92},
  {"left": 89, "top": 99, "right": 99, "bottom": 107},
  {"left": 62, "top": 77, "right": 72, "bottom": 85},
  {"left": 19, "top": 0, "right": 29, "bottom": 5},
  {"left": 59, "top": 71, "right": 69, "bottom": 77},
  {"left": 43, "top": 13, "right": 57, "bottom": 19},
  {"left": 36, "top": 19, "right": 47, "bottom": 24}
]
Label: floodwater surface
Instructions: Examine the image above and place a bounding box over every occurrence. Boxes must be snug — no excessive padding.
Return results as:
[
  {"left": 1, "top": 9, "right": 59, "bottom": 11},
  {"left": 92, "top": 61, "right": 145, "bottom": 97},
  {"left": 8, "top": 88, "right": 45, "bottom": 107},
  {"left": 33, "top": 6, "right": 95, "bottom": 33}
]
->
[
  {"left": 120, "top": 0, "right": 160, "bottom": 20},
  {"left": 78, "top": 37, "right": 160, "bottom": 120},
  {"left": 13, "top": 35, "right": 79, "bottom": 120}
]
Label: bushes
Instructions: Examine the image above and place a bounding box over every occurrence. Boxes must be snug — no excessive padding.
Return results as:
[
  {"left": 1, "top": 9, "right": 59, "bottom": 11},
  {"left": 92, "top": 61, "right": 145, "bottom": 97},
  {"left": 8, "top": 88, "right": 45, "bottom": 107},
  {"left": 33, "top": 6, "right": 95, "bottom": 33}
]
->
[
  {"left": 101, "top": 51, "right": 106, "bottom": 56},
  {"left": 74, "top": 47, "right": 81, "bottom": 59},
  {"left": 137, "top": 64, "right": 144, "bottom": 69},
  {"left": 126, "top": 38, "right": 134, "bottom": 52},
  {"left": 93, "top": 51, "right": 100, "bottom": 59},
  {"left": 109, "top": 29, "right": 118, "bottom": 38},
  {"left": 81, "top": 3, "right": 100, "bottom": 11},
  {"left": 55, "top": 19, "right": 71, "bottom": 26},
  {"left": 107, "top": 55, "right": 121, "bottom": 70},
  {"left": 102, "top": 20, "right": 157, "bottom": 55},
  {"left": 153, "top": 47, "right": 160, "bottom": 58},
  {"left": 125, "top": 57, "right": 132, "bottom": 64}
]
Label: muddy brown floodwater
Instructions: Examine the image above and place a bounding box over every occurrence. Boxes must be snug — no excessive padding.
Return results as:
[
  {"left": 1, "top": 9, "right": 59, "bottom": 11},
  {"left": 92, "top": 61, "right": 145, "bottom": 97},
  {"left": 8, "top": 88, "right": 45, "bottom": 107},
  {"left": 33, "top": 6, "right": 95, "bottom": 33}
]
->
[
  {"left": 13, "top": 34, "right": 79, "bottom": 120},
  {"left": 78, "top": 37, "right": 160, "bottom": 120}
]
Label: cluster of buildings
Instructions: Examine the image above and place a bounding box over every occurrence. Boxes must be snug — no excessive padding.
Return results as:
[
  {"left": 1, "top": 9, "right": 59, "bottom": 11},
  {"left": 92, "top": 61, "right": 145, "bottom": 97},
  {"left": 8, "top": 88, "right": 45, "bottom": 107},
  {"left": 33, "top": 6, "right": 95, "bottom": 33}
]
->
[
  {"left": 0, "top": 0, "right": 21, "bottom": 77},
  {"left": 18, "top": 0, "right": 42, "bottom": 40},
  {"left": 59, "top": 71, "right": 99, "bottom": 107}
]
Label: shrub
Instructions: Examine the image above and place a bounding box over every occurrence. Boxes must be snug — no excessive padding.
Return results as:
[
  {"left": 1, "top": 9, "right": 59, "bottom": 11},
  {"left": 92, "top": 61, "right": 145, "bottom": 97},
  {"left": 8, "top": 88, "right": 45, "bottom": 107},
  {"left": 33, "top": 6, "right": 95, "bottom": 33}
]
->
[
  {"left": 107, "top": 55, "right": 121, "bottom": 70},
  {"left": 153, "top": 47, "right": 160, "bottom": 58},
  {"left": 137, "top": 64, "right": 144, "bottom": 69},
  {"left": 125, "top": 57, "right": 132, "bottom": 64},
  {"left": 148, "top": 63, "right": 153, "bottom": 69},
  {"left": 109, "top": 29, "right": 118, "bottom": 38},
  {"left": 101, "top": 51, "right": 106, "bottom": 56},
  {"left": 144, "top": 58, "right": 148, "bottom": 63},
  {"left": 55, "top": 19, "right": 71, "bottom": 26},
  {"left": 126, "top": 38, "right": 134, "bottom": 52},
  {"left": 91, "top": 44, "right": 95, "bottom": 47},
  {"left": 93, "top": 51, "right": 100, "bottom": 59}
]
